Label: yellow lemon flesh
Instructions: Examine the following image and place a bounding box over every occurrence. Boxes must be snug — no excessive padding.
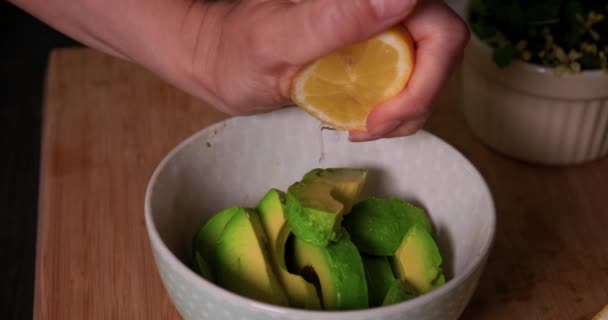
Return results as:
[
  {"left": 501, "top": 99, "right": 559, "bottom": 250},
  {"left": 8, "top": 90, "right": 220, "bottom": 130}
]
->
[{"left": 291, "top": 26, "right": 415, "bottom": 131}]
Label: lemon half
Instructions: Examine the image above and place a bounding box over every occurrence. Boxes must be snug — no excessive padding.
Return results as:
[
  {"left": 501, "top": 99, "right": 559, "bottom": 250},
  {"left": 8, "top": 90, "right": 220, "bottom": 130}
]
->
[{"left": 291, "top": 26, "right": 415, "bottom": 131}]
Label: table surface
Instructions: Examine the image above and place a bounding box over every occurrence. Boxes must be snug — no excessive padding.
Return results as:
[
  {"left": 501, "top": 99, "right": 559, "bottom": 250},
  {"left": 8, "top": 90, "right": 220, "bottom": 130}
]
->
[{"left": 34, "top": 48, "right": 608, "bottom": 320}]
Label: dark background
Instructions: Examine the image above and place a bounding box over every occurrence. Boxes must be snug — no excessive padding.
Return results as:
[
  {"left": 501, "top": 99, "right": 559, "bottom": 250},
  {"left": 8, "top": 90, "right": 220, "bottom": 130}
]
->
[{"left": 1, "top": 2, "right": 79, "bottom": 319}]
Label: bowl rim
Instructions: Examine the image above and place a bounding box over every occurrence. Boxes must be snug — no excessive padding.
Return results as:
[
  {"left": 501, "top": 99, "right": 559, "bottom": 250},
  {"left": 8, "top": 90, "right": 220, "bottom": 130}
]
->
[
  {"left": 467, "top": 33, "right": 608, "bottom": 79},
  {"left": 144, "top": 113, "right": 497, "bottom": 316}
]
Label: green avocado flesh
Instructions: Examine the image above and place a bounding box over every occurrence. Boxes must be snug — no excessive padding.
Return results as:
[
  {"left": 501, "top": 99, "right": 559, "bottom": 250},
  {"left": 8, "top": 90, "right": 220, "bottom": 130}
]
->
[
  {"left": 257, "top": 189, "right": 321, "bottom": 309},
  {"left": 190, "top": 168, "right": 447, "bottom": 310},
  {"left": 285, "top": 181, "right": 344, "bottom": 247},
  {"left": 382, "top": 279, "right": 418, "bottom": 306},
  {"left": 344, "top": 197, "right": 433, "bottom": 256},
  {"left": 214, "top": 208, "right": 289, "bottom": 306},
  {"left": 285, "top": 168, "right": 368, "bottom": 247},
  {"left": 362, "top": 255, "right": 396, "bottom": 307},
  {"left": 192, "top": 206, "right": 239, "bottom": 280},
  {"left": 292, "top": 235, "right": 368, "bottom": 310},
  {"left": 192, "top": 251, "right": 213, "bottom": 281},
  {"left": 391, "top": 224, "right": 444, "bottom": 294},
  {"left": 302, "top": 168, "right": 368, "bottom": 213}
]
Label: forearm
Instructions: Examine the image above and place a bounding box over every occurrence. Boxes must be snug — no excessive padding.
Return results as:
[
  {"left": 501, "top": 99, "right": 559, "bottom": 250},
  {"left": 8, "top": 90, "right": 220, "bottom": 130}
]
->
[{"left": 10, "top": 0, "right": 224, "bottom": 105}]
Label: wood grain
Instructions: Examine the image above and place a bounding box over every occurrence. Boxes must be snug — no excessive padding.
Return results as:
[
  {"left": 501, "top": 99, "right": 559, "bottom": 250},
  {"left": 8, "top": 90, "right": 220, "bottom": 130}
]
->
[
  {"left": 34, "top": 48, "right": 608, "bottom": 320},
  {"left": 35, "top": 48, "right": 226, "bottom": 320},
  {"left": 430, "top": 76, "right": 608, "bottom": 320}
]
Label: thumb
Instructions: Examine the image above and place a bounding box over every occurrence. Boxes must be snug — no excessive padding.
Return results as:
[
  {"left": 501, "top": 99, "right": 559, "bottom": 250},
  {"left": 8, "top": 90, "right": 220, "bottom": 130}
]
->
[{"left": 273, "top": 0, "right": 417, "bottom": 63}]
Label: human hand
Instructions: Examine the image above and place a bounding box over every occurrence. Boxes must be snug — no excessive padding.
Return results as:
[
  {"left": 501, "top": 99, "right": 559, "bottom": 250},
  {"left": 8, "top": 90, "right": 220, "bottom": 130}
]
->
[
  {"left": 10, "top": 0, "right": 468, "bottom": 141},
  {"left": 186, "top": 0, "right": 419, "bottom": 116},
  {"left": 349, "top": 0, "right": 469, "bottom": 141},
  {"left": 186, "top": 0, "right": 468, "bottom": 140}
]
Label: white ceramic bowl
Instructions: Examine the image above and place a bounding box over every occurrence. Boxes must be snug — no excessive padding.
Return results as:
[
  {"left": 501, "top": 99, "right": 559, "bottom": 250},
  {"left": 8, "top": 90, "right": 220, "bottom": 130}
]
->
[
  {"left": 144, "top": 108, "right": 495, "bottom": 320},
  {"left": 462, "top": 33, "right": 608, "bottom": 165}
]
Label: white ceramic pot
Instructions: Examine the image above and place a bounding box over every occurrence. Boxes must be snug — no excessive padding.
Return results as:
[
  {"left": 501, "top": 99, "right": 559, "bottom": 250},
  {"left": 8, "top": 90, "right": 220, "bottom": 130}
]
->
[{"left": 462, "top": 34, "right": 608, "bottom": 165}]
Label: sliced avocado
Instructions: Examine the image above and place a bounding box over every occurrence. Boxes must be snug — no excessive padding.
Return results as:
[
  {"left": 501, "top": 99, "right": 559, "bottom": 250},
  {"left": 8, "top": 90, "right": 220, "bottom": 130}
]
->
[
  {"left": 292, "top": 235, "right": 368, "bottom": 310},
  {"left": 302, "top": 168, "right": 368, "bottom": 213},
  {"left": 343, "top": 197, "right": 433, "bottom": 256},
  {"left": 362, "top": 255, "right": 395, "bottom": 307},
  {"left": 257, "top": 189, "right": 321, "bottom": 309},
  {"left": 285, "top": 181, "right": 345, "bottom": 247},
  {"left": 192, "top": 251, "right": 214, "bottom": 281},
  {"left": 284, "top": 168, "right": 368, "bottom": 247},
  {"left": 192, "top": 207, "right": 239, "bottom": 280},
  {"left": 432, "top": 273, "right": 446, "bottom": 289},
  {"left": 382, "top": 279, "right": 418, "bottom": 306},
  {"left": 390, "top": 224, "right": 444, "bottom": 294},
  {"left": 214, "top": 208, "right": 289, "bottom": 306}
]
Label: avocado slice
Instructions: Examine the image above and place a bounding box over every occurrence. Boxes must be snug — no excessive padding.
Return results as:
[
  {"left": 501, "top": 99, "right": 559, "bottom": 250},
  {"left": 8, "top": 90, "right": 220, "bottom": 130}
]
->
[
  {"left": 381, "top": 279, "right": 418, "bottom": 306},
  {"left": 362, "top": 255, "right": 395, "bottom": 307},
  {"left": 192, "top": 251, "right": 214, "bottom": 281},
  {"left": 343, "top": 197, "right": 433, "bottom": 256},
  {"left": 390, "top": 224, "right": 444, "bottom": 294},
  {"left": 432, "top": 273, "right": 446, "bottom": 289},
  {"left": 285, "top": 168, "right": 368, "bottom": 247},
  {"left": 192, "top": 207, "right": 240, "bottom": 280},
  {"left": 285, "top": 181, "right": 345, "bottom": 247},
  {"left": 257, "top": 189, "right": 321, "bottom": 309},
  {"left": 292, "top": 235, "right": 368, "bottom": 310},
  {"left": 302, "top": 168, "right": 368, "bottom": 213},
  {"left": 214, "top": 208, "right": 289, "bottom": 306}
]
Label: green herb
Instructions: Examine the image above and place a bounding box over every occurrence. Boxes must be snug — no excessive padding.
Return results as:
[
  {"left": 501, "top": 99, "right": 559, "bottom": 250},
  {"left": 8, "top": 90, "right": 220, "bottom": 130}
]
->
[
  {"left": 468, "top": 0, "right": 608, "bottom": 73},
  {"left": 492, "top": 44, "right": 516, "bottom": 67}
]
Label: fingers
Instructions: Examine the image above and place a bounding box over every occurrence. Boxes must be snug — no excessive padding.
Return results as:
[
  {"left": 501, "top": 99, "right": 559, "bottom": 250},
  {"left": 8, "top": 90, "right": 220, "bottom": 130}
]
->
[
  {"left": 349, "top": 114, "right": 428, "bottom": 142},
  {"left": 201, "top": 0, "right": 419, "bottom": 115},
  {"left": 364, "top": 0, "right": 469, "bottom": 138},
  {"left": 266, "top": 0, "right": 418, "bottom": 63}
]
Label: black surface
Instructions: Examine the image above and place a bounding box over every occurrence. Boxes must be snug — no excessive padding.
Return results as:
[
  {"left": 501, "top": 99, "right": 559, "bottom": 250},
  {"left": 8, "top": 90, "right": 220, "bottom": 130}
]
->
[{"left": 1, "top": 3, "right": 80, "bottom": 319}]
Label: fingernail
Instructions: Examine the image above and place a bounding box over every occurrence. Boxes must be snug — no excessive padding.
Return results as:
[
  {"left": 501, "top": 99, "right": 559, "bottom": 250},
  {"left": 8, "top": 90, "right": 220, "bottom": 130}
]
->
[
  {"left": 369, "top": 0, "right": 416, "bottom": 19},
  {"left": 369, "top": 120, "right": 401, "bottom": 136}
]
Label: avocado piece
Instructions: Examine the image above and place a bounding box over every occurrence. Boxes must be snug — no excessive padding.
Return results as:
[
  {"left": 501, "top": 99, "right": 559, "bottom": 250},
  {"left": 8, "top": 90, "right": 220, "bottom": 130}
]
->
[
  {"left": 382, "top": 279, "right": 418, "bottom": 306},
  {"left": 214, "top": 208, "right": 289, "bottom": 306},
  {"left": 285, "top": 181, "right": 345, "bottom": 247},
  {"left": 302, "top": 168, "right": 368, "bottom": 213},
  {"left": 343, "top": 197, "right": 433, "bottom": 256},
  {"left": 191, "top": 207, "right": 239, "bottom": 280},
  {"left": 257, "top": 189, "right": 321, "bottom": 309},
  {"left": 362, "top": 255, "right": 395, "bottom": 307},
  {"left": 390, "top": 224, "right": 444, "bottom": 294},
  {"left": 284, "top": 168, "right": 368, "bottom": 247},
  {"left": 432, "top": 273, "right": 446, "bottom": 289},
  {"left": 292, "top": 235, "right": 368, "bottom": 310},
  {"left": 192, "top": 251, "right": 214, "bottom": 281}
]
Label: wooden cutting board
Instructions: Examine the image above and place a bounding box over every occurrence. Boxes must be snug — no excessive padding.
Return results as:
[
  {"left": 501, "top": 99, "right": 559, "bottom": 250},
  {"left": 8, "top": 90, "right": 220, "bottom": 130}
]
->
[{"left": 34, "top": 48, "right": 608, "bottom": 319}]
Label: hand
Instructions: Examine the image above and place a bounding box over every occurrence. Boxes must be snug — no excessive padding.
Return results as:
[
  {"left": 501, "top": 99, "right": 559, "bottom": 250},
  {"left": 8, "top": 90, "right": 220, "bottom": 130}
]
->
[
  {"left": 349, "top": 0, "right": 469, "bottom": 141},
  {"left": 185, "top": 0, "right": 468, "bottom": 140},
  {"left": 186, "top": 0, "right": 419, "bottom": 116},
  {"left": 11, "top": 0, "right": 468, "bottom": 141}
]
